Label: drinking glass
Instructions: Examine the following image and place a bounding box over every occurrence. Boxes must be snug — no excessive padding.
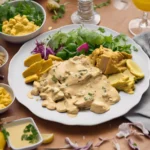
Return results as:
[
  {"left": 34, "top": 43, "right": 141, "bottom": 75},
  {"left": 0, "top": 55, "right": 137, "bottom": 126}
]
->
[{"left": 129, "top": 0, "right": 150, "bottom": 36}]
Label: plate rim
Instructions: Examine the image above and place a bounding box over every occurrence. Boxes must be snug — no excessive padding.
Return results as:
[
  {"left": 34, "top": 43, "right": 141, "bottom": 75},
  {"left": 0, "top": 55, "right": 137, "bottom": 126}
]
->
[{"left": 8, "top": 24, "right": 150, "bottom": 126}]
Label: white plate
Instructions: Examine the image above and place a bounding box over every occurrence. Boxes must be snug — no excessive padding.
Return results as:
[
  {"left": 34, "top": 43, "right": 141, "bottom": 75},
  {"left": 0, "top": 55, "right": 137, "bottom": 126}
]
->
[{"left": 8, "top": 24, "right": 150, "bottom": 126}]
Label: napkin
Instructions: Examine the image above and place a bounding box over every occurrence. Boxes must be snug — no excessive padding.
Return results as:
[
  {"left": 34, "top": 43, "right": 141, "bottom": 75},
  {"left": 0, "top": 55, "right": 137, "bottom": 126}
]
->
[{"left": 125, "top": 32, "right": 150, "bottom": 131}]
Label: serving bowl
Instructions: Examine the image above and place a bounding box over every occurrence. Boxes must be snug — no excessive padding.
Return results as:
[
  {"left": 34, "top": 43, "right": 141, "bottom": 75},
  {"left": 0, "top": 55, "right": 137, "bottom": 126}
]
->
[
  {"left": 0, "top": 45, "right": 9, "bottom": 68},
  {"left": 0, "top": 83, "right": 15, "bottom": 114},
  {"left": 0, "top": 0, "right": 46, "bottom": 43},
  {"left": 3, "top": 117, "right": 43, "bottom": 150}
]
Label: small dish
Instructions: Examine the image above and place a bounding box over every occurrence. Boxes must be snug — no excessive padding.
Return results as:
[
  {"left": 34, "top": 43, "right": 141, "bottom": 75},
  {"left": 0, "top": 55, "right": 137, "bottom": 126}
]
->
[
  {"left": 0, "top": 83, "right": 15, "bottom": 114},
  {"left": 0, "top": 45, "right": 9, "bottom": 68},
  {"left": 0, "top": 0, "right": 46, "bottom": 43},
  {"left": 3, "top": 117, "right": 43, "bottom": 150}
]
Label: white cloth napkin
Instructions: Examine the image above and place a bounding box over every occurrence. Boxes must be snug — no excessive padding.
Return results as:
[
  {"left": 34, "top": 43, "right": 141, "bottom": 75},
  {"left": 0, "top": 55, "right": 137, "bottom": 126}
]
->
[{"left": 125, "top": 32, "right": 150, "bottom": 130}]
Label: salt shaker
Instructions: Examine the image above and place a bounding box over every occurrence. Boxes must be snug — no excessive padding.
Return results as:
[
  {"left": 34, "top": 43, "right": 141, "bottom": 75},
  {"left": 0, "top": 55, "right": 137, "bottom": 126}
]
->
[{"left": 71, "top": 0, "right": 100, "bottom": 24}]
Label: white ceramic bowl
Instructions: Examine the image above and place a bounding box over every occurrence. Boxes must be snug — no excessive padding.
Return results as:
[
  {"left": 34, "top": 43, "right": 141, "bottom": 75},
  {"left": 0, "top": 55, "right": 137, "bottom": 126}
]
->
[
  {"left": 0, "top": 83, "right": 15, "bottom": 113},
  {"left": 3, "top": 117, "right": 43, "bottom": 150},
  {"left": 0, "top": 0, "right": 46, "bottom": 43},
  {"left": 0, "top": 45, "right": 9, "bottom": 68}
]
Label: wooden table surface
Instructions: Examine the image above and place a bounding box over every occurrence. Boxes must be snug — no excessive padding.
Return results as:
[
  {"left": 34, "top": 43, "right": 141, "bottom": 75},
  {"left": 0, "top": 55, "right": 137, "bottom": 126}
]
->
[{"left": 0, "top": 0, "right": 150, "bottom": 149}]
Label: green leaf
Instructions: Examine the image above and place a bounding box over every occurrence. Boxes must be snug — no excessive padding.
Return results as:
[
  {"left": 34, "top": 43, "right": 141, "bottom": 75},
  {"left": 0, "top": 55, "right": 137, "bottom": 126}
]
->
[
  {"left": 98, "top": 27, "right": 105, "bottom": 33},
  {"left": 1, "top": 128, "right": 10, "bottom": 140}
]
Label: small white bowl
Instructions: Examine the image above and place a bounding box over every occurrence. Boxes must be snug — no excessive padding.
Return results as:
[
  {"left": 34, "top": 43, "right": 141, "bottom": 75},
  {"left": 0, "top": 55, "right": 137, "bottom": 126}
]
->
[
  {"left": 0, "top": 0, "right": 46, "bottom": 43},
  {"left": 0, "top": 83, "right": 15, "bottom": 114},
  {"left": 0, "top": 45, "right": 9, "bottom": 68},
  {"left": 3, "top": 117, "right": 43, "bottom": 150}
]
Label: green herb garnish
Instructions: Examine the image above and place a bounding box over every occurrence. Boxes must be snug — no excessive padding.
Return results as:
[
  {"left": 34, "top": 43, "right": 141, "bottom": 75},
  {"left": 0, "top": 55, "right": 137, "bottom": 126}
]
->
[
  {"left": 21, "top": 124, "right": 38, "bottom": 144},
  {"left": 51, "top": 75, "right": 58, "bottom": 83},
  {"left": 88, "top": 93, "right": 93, "bottom": 96},
  {"left": 0, "top": 1, "right": 44, "bottom": 31},
  {"left": 1, "top": 128, "right": 10, "bottom": 140},
  {"left": 133, "top": 143, "right": 137, "bottom": 146},
  {"left": 94, "top": 0, "right": 111, "bottom": 10},
  {"left": 132, "top": 46, "right": 138, "bottom": 52},
  {"left": 98, "top": 27, "right": 105, "bottom": 33},
  {"left": 52, "top": 3, "right": 68, "bottom": 21}
]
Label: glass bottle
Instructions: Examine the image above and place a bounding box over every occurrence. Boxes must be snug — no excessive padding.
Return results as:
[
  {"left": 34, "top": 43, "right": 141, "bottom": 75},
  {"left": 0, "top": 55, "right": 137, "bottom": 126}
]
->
[{"left": 71, "top": 0, "right": 100, "bottom": 24}]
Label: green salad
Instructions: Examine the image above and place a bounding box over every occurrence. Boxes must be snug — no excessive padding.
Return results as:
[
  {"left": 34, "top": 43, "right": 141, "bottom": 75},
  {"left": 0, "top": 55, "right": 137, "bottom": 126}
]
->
[
  {"left": 0, "top": 1, "right": 44, "bottom": 32},
  {"left": 32, "top": 27, "right": 138, "bottom": 60}
]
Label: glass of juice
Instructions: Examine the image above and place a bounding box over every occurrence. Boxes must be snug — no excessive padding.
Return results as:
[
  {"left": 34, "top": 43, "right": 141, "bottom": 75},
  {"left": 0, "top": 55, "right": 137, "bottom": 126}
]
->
[{"left": 129, "top": 0, "right": 150, "bottom": 36}]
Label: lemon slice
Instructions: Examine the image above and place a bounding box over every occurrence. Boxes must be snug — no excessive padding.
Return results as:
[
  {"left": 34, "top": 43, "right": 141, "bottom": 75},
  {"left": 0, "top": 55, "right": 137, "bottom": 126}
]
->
[
  {"left": 42, "top": 133, "right": 54, "bottom": 144},
  {"left": 0, "top": 132, "right": 6, "bottom": 150},
  {"left": 126, "top": 59, "right": 144, "bottom": 79}
]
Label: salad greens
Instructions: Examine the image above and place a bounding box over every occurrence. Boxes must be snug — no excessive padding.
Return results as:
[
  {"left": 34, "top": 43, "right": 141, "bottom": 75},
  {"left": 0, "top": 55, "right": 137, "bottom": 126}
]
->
[
  {"left": 0, "top": 1, "right": 44, "bottom": 32},
  {"left": 33, "top": 27, "right": 137, "bottom": 60}
]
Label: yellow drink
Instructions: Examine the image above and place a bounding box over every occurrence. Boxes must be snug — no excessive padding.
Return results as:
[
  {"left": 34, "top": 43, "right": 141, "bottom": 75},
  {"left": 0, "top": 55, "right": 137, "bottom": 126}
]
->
[{"left": 132, "top": 0, "right": 150, "bottom": 11}]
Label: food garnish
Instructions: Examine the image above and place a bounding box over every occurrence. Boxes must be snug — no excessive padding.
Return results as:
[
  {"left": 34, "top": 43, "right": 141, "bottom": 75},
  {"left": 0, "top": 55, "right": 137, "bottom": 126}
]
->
[
  {"left": 77, "top": 43, "right": 89, "bottom": 52},
  {"left": 98, "top": 27, "right": 105, "bottom": 33},
  {"left": 47, "top": 0, "right": 68, "bottom": 21},
  {"left": 126, "top": 59, "right": 144, "bottom": 79},
  {"left": 0, "top": 87, "right": 12, "bottom": 109},
  {"left": 0, "top": 131, "right": 7, "bottom": 150},
  {"left": 42, "top": 133, "right": 54, "bottom": 144},
  {"left": 35, "top": 27, "right": 135, "bottom": 60},
  {"left": 0, "top": 51, "right": 5, "bottom": 66},
  {"left": 32, "top": 41, "right": 55, "bottom": 60},
  {"left": 2, "top": 14, "right": 39, "bottom": 36},
  {"left": 0, "top": 1, "right": 44, "bottom": 32},
  {"left": 1, "top": 128, "right": 9, "bottom": 140},
  {"left": 21, "top": 124, "right": 38, "bottom": 144}
]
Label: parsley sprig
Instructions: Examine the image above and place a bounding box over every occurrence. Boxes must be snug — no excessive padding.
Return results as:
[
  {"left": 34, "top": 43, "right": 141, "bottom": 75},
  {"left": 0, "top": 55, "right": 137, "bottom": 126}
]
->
[
  {"left": 21, "top": 124, "right": 38, "bottom": 144},
  {"left": 52, "top": 2, "right": 69, "bottom": 21},
  {"left": 1, "top": 128, "right": 10, "bottom": 140}
]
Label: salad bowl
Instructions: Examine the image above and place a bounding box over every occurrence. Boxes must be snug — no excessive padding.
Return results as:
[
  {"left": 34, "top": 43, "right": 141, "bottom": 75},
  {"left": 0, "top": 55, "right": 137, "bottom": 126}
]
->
[{"left": 0, "top": 0, "right": 46, "bottom": 43}]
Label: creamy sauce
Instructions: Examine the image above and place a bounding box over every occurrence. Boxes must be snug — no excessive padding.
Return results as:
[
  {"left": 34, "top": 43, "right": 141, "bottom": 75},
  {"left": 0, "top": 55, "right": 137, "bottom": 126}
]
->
[
  {"left": 31, "top": 55, "right": 120, "bottom": 116},
  {"left": 27, "top": 91, "right": 33, "bottom": 99},
  {"left": 67, "top": 113, "right": 77, "bottom": 118},
  {"left": 6, "top": 122, "right": 34, "bottom": 149}
]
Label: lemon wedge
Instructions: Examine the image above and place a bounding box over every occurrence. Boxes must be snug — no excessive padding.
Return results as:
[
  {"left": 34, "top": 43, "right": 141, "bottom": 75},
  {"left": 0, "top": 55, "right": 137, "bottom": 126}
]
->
[
  {"left": 126, "top": 59, "right": 144, "bottom": 79},
  {"left": 42, "top": 133, "right": 54, "bottom": 144},
  {"left": 0, "top": 132, "right": 6, "bottom": 150}
]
